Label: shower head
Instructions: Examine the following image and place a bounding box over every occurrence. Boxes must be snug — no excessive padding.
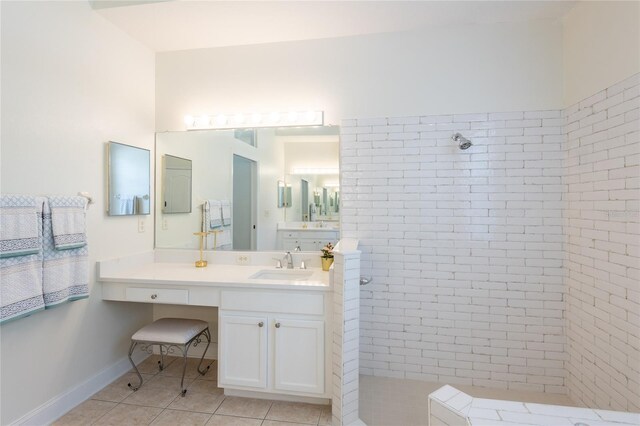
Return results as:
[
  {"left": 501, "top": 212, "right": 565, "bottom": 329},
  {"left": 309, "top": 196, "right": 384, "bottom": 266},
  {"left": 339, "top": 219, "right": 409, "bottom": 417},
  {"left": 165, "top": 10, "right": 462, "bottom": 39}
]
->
[{"left": 452, "top": 133, "right": 473, "bottom": 150}]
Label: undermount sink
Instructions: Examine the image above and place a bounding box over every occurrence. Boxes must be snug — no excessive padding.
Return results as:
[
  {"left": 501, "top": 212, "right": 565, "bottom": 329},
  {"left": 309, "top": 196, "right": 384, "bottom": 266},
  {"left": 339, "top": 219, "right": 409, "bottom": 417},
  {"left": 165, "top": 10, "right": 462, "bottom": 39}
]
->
[{"left": 250, "top": 269, "right": 314, "bottom": 281}]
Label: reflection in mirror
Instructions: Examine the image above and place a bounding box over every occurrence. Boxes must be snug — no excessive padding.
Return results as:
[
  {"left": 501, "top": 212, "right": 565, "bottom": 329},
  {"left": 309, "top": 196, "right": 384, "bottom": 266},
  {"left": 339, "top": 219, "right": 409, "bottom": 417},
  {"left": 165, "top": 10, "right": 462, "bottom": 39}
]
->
[
  {"left": 277, "top": 181, "right": 292, "bottom": 208},
  {"left": 107, "top": 141, "right": 150, "bottom": 216},
  {"left": 162, "top": 155, "right": 192, "bottom": 214},
  {"left": 155, "top": 126, "right": 340, "bottom": 251}
]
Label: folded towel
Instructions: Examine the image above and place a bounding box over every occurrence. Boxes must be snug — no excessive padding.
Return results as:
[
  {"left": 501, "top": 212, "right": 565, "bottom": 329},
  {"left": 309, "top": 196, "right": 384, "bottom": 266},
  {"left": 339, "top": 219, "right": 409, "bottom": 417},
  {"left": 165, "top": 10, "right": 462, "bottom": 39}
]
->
[
  {"left": 0, "top": 195, "right": 40, "bottom": 258},
  {"left": 134, "top": 195, "right": 149, "bottom": 215},
  {"left": 48, "top": 196, "right": 87, "bottom": 250},
  {"left": 118, "top": 195, "right": 134, "bottom": 215},
  {"left": 0, "top": 196, "right": 45, "bottom": 323},
  {"left": 204, "top": 200, "right": 223, "bottom": 229},
  {"left": 42, "top": 199, "right": 89, "bottom": 308},
  {"left": 221, "top": 200, "right": 231, "bottom": 227},
  {"left": 205, "top": 229, "right": 232, "bottom": 250}
]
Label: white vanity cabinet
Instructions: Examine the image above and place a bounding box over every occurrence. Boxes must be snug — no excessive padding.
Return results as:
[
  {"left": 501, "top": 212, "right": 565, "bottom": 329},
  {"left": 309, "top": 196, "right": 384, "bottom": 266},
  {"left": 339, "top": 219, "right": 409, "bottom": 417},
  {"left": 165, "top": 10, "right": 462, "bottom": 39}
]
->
[
  {"left": 273, "top": 318, "right": 324, "bottom": 394},
  {"left": 218, "top": 315, "right": 268, "bottom": 389},
  {"left": 218, "top": 289, "right": 328, "bottom": 398}
]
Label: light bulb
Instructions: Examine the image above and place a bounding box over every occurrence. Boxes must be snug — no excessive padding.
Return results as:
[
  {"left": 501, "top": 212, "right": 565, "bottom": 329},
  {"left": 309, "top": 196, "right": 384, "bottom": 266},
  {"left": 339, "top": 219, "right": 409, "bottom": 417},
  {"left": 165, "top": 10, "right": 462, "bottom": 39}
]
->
[
  {"left": 215, "top": 114, "right": 227, "bottom": 126},
  {"left": 269, "top": 112, "right": 281, "bottom": 123},
  {"left": 251, "top": 113, "right": 262, "bottom": 124},
  {"left": 184, "top": 115, "right": 195, "bottom": 127},
  {"left": 287, "top": 111, "right": 298, "bottom": 122},
  {"left": 305, "top": 111, "right": 317, "bottom": 122},
  {"left": 234, "top": 113, "right": 245, "bottom": 125}
]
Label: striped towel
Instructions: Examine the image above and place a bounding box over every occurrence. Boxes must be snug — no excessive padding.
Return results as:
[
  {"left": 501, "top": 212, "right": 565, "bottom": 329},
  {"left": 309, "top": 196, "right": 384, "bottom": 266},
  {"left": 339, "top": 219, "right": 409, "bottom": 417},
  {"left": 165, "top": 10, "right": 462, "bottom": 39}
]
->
[
  {"left": 204, "top": 200, "right": 223, "bottom": 229},
  {"left": 0, "top": 196, "right": 45, "bottom": 323},
  {"left": 42, "top": 198, "right": 89, "bottom": 308},
  {"left": 48, "top": 196, "right": 87, "bottom": 250},
  {"left": 221, "top": 200, "right": 231, "bottom": 226},
  {"left": 0, "top": 195, "right": 40, "bottom": 258}
]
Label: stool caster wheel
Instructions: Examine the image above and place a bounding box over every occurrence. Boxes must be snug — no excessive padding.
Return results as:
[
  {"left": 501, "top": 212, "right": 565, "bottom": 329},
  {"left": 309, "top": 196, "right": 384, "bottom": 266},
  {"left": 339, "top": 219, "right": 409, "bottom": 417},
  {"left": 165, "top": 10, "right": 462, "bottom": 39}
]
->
[
  {"left": 181, "top": 389, "right": 187, "bottom": 397},
  {"left": 127, "top": 383, "right": 139, "bottom": 392},
  {"left": 158, "top": 360, "right": 164, "bottom": 371}
]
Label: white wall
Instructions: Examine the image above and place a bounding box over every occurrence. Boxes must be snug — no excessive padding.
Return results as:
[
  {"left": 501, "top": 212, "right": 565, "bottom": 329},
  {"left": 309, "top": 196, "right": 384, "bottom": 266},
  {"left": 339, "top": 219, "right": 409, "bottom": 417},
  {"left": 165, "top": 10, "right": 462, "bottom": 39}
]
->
[
  {"left": 156, "top": 20, "right": 563, "bottom": 130},
  {"left": 0, "top": 2, "right": 155, "bottom": 423},
  {"left": 563, "top": 1, "right": 640, "bottom": 107}
]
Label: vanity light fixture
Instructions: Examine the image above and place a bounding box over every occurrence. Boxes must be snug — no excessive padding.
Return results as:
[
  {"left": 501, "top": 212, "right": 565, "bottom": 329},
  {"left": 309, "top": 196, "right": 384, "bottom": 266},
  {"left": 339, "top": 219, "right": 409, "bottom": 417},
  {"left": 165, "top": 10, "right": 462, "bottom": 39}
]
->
[{"left": 184, "top": 110, "right": 324, "bottom": 130}]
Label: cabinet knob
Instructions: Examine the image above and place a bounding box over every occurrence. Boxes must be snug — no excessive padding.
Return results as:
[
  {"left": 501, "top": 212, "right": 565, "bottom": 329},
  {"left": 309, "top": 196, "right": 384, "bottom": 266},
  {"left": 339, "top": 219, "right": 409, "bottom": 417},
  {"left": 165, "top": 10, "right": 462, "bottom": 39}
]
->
[
  {"left": 275, "top": 322, "right": 281, "bottom": 328},
  {"left": 150, "top": 294, "right": 158, "bottom": 300},
  {"left": 258, "top": 321, "right": 264, "bottom": 327}
]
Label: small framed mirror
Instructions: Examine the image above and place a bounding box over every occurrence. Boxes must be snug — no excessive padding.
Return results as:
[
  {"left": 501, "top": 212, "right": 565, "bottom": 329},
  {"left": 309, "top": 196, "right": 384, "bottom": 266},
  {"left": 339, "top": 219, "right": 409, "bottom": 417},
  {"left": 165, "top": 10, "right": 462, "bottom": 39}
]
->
[
  {"left": 277, "top": 180, "right": 292, "bottom": 208},
  {"left": 107, "top": 141, "right": 150, "bottom": 216},
  {"left": 162, "top": 154, "right": 192, "bottom": 214}
]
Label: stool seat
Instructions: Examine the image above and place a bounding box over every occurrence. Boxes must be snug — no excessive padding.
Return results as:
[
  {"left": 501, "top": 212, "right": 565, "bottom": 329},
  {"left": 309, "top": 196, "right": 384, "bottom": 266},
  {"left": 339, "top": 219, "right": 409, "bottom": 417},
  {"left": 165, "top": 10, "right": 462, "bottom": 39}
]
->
[
  {"left": 127, "top": 317, "right": 212, "bottom": 396},
  {"left": 132, "top": 318, "right": 208, "bottom": 345}
]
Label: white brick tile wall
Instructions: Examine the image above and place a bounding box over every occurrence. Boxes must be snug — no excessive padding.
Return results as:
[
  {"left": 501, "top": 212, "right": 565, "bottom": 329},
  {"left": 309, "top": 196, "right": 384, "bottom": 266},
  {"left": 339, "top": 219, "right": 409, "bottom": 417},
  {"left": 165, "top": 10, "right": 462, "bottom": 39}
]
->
[
  {"left": 332, "top": 251, "right": 362, "bottom": 426},
  {"left": 340, "top": 73, "right": 640, "bottom": 411},
  {"left": 341, "top": 109, "right": 567, "bottom": 393},
  {"left": 564, "top": 73, "right": 640, "bottom": 412}
]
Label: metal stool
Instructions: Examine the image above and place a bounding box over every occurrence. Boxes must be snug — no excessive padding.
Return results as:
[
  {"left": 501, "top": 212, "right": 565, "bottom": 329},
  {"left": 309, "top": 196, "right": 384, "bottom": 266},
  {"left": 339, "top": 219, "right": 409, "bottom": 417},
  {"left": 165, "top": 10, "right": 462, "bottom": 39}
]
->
[{"left": 127, "top": 318, "right": 212, "bottom": 396}]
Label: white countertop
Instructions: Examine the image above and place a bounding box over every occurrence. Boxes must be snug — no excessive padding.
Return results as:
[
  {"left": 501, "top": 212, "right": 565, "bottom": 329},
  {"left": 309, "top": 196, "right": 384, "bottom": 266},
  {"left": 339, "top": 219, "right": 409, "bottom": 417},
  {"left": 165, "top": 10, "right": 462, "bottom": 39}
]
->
[
  {"left": 277, "top": 227, "right": 339, "bottom": 231},
  {"left": 99, "top": 260, "right": 331, "bottom": 292}
]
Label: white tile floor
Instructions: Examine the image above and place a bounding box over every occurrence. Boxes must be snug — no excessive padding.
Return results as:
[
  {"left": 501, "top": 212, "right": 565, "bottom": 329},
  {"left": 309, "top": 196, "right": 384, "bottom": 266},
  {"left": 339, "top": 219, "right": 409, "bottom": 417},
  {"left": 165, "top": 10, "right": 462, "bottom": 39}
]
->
[
  {"left": 55, "top": 356, "right": 331, "bottom": 426},
  {"left": 56, "top": 355, "right": 577, "bottom": 426}
]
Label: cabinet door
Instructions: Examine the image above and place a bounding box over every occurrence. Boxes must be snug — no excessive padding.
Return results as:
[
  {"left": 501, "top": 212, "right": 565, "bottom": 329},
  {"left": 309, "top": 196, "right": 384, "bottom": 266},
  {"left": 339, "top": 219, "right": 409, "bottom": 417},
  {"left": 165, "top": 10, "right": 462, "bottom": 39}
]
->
[
  {"left": 273, "top": 319, "right": 324, "bottom": 394},
  {"left": 219, "top": 314, "right": 268, "bottom": 389}
]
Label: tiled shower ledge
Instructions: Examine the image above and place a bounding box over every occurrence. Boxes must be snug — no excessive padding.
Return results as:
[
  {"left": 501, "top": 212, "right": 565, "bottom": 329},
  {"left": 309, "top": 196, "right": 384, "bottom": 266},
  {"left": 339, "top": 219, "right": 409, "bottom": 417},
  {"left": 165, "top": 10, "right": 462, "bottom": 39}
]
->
[{"left": 428, "top": 385, "right": 640, "bottom": 426}]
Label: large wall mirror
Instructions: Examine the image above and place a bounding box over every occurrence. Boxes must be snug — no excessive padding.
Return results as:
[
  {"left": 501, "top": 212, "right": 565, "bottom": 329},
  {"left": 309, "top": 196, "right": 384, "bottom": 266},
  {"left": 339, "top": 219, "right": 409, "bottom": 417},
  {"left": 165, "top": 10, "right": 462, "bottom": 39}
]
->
[
  {"left": 107, "top": 141, "right": 151, "bottom": 216},
  {"left": 155, "top": 126, "right": 340, "bottom": 251}
]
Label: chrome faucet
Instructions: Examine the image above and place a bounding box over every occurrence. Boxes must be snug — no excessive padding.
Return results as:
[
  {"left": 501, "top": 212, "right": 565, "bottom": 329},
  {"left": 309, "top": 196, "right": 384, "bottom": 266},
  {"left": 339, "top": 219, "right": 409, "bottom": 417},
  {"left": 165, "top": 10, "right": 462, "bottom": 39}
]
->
[{"left": 283, "top": 251, "right": 294, "bottom": 269}]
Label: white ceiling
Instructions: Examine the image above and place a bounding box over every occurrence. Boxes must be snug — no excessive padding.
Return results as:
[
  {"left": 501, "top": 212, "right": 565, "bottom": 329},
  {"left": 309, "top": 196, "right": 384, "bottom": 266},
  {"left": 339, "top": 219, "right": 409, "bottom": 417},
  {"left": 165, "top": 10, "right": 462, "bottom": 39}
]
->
[{"left": 95, "top": 1, "right": 577, "bottom": 52}]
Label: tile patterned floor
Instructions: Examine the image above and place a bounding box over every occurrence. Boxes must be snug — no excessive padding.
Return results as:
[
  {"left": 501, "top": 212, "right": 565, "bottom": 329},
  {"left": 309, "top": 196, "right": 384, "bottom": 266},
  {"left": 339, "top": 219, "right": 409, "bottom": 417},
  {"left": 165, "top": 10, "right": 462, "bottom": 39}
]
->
[
  {"left": 54, "top": 356, "right": 331, "bottom": 426},
  {"left": 56, "top": 355, "right": 579, "bottom": 426}
]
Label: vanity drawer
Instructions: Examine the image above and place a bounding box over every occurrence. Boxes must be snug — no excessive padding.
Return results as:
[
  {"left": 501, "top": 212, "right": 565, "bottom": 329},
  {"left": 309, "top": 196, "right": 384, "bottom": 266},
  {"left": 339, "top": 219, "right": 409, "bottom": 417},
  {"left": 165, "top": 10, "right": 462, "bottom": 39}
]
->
[
  {"left": 301, "top": 231, "right": 338, "bottom": 239},
  {"left": 125, "top": 287, "right": 189, "bottom": 304},
  {"left": 221, "top": 290, "right": 324, "bottom": 315}
]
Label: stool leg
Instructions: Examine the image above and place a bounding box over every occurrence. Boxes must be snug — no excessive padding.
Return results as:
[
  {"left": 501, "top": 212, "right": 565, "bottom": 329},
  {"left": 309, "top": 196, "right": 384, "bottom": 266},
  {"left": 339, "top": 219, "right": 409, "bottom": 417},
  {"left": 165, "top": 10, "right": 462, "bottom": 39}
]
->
[
  {"left": 127, "top": 341, "right": 143, "bottom": 391},
  {"left": 158, "top": 345, "right": 165, "bottom": 371},
  {"left": 179, "top": 346, "right": 188, "bottom": 397},
  {"left": 196, "top": 328, "right": 212, "bottom": 376}
]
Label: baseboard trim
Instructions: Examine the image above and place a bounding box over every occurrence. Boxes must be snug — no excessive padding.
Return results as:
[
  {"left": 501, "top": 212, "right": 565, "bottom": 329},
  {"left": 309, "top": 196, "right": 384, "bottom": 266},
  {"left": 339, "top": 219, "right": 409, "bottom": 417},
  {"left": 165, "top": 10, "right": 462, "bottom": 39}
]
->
[{"left": 10, "top": 351, "right": 149, "bottom": 425}]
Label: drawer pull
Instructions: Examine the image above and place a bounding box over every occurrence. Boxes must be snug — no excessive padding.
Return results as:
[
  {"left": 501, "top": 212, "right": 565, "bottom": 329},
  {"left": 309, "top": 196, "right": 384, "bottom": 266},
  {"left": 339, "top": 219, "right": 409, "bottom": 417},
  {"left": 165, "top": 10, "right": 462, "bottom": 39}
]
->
[
  {"left": 150, "top": 294, "right": 158, "bottom": 300},
  {"left": 258, "top": 321, "right": 264, "bottom": 327},
  {"left": 275, "top": 322, "right": 281, "bottom": 328}
]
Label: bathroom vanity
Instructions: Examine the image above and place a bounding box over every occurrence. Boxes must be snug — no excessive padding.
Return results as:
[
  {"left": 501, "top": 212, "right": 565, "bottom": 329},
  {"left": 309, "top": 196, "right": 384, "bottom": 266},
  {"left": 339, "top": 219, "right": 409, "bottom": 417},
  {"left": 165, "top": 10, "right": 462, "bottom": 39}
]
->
[
  {"left": 98, "top": 249, "right": 332, "bottom": 402},
  {"left": 98, "top": 244, "right": 362, "bottom": 426},
  {"left": 276, "top": 222, "right": 340, "bottom": 251}
]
